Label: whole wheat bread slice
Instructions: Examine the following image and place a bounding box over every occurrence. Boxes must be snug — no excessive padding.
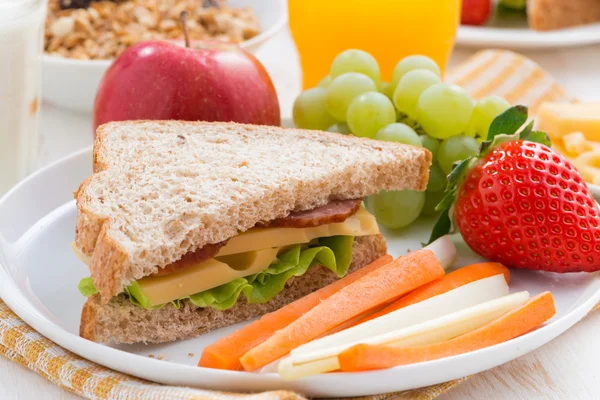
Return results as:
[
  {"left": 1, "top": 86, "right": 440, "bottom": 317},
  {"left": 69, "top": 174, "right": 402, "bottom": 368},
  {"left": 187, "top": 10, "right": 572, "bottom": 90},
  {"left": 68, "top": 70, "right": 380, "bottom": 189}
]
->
[
  {"left": 80, "top": 234, "right": 386, "bottom": 344},
  {"left": 76, "top": 121, "right": 430, "bottom": 301},
  {"left": 528, "top": 0, "right": 600, "bottom": 31}
]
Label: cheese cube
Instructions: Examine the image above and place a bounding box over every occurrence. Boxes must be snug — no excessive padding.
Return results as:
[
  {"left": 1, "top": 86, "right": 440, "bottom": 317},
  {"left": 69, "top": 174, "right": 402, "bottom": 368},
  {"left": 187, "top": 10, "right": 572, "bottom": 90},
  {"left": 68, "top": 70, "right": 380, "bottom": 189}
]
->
[{"left": 538, "top": 102, "right": 600, "bottom": 142}]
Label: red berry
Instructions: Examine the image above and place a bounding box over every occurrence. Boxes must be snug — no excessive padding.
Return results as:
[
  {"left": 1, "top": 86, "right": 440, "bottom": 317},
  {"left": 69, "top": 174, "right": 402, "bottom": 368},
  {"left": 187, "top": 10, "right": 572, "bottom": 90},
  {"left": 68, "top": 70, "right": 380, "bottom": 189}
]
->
[
  {"left": 454, "top": 140, "right": 600, "bottom": 272},
  {"left": 461, "top": 0, "right": 492, "bottom": 26}
]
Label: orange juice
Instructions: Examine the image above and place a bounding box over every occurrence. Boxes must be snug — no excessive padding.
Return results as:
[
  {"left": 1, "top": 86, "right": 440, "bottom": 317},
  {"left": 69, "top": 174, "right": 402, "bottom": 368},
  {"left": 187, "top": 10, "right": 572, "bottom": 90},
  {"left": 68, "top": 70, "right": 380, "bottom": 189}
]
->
[{"left": 288, "top": 0, "right": 460, "bottom": 89}]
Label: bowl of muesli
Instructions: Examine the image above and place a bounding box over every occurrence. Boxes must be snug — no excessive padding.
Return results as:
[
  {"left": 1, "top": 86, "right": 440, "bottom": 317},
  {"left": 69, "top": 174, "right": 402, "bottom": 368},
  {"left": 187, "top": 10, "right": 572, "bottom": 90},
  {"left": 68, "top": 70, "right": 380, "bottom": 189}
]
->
[{"left": 42, "top": 0, "right": 287, "bottom": 113}]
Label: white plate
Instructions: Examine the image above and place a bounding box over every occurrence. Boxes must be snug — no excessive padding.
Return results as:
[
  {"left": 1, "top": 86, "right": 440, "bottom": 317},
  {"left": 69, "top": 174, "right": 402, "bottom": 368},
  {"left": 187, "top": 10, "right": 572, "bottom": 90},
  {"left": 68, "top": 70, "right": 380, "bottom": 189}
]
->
[
  {"left": 457, "top": 19, "right": 600, "bottom": 49},
  {"left": 1, "top": 148, "right": 600, "bottom": 397},
  {"left": 42, "top": 0, "right": 288, "bottom": 113}
]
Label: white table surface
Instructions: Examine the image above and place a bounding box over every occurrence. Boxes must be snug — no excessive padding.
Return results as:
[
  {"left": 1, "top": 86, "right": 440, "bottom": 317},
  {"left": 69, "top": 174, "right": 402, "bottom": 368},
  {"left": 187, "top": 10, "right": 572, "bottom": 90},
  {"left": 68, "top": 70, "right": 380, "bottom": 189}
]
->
[{"left": 2, "top": 25, "right": 600, "bottom": 400}]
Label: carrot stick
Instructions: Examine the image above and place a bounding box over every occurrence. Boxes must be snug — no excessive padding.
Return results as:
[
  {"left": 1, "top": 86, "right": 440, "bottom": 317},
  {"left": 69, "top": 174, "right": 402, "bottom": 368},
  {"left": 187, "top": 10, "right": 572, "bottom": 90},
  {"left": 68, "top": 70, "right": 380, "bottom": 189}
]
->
[
  {"left": 198, "top": 255, "right": 393, "bottom": 370},
  {"left": 356, "top": 263, "right": 510, "bottom": 326},
  {"left": 240, "top": 250, "right": 444, "bottom": 371},
  {"left": 338, "top": 291, "right": 555, "bottom": 371}
]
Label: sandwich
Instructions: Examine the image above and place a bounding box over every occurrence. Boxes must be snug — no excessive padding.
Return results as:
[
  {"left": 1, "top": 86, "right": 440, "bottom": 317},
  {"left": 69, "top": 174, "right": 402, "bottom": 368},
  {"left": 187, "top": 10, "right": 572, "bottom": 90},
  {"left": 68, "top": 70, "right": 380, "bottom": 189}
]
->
[
  {"left": 528, "top": 0, "right": 600, "bottom": 31},
  {"left": 73, "top": 121, "right": 431, "bottom": 344}
]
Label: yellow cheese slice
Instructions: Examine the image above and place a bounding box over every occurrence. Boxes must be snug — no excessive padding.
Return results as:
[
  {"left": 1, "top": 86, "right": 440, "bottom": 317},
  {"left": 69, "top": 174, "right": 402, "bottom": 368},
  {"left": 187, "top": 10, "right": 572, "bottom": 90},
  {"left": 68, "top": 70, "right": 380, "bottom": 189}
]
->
[
  {"left": 217, "top": 207, "right": 379, "bottom": 256},
  {"left": 538, "top": 102, "right": 600, "bottom": 142},
  {"left": 134, "top": 208, "right": 379, "bottom": 305},
  {"left": 71, "top": 207, "right": 379, "bottom": 264},
  {"left": 138, "top": 247, "right": 280, "bottom": 306},
  {"left": 72, "top": 208, "right": 379, "bottom": 305}
]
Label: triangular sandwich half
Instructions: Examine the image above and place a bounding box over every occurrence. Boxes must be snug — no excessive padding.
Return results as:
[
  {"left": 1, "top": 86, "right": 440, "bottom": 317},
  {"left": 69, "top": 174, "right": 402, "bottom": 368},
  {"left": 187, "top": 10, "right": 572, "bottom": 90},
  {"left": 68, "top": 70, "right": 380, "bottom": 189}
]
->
[{"left": 74, "top": 121, "right": 431, "bottom": 344}]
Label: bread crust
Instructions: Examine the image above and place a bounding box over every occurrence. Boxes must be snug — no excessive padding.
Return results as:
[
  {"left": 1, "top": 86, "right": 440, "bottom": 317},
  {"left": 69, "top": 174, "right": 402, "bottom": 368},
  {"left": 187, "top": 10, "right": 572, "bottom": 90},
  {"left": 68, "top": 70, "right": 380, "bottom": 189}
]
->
[
  {"left": 528, "top": 0, "right": 600, "bottom": 31},
  {"left": 80, "top": 234, "right": 386, "bottom": 344},
  {"left": 77, "top": 121, "right": 430, "bottom": 301},
  {"left": 89, "top": 224, "right": 130, "bottom": 305}
]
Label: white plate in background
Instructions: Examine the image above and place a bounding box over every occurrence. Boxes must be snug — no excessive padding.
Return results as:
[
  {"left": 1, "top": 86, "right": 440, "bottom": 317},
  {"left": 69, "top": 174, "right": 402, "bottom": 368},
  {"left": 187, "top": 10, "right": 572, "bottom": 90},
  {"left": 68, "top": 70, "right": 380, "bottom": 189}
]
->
[
  {"left": 457, "top": 19, "right": 600, "bottom": 49},
  {"left": 0, "top": 148, "right": 599, "bottom": 397}
]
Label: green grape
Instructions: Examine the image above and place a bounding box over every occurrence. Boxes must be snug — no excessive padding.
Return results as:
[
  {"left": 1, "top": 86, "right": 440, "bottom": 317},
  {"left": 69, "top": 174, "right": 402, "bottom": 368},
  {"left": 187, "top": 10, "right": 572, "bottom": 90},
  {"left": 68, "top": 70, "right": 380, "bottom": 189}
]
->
[
  {"left": 420, "top": 134, "right": 440, "bottom": 160},
  {"left": 393, "top": 69, "right": 441, "bottom": 119},
  {"left": 422, "top": 190, "right": 446, "bottom": 217},
  {"left": 438, "top": 134, "right": 480, "bottom": 174},
  {"left": 347, "top": 92, "right": 396, "bottom": 138},
  {"left": 292, "top": 88, "right": 337, "bottom": 131},
  {"left": 470, "top": 96, "right": 511, "bottom": 139},
  {"left": 318, "top": 75, "right": 332, "bottom": 88},
  {"left": 293, "top": 88, "right": 337, "bottom": 130},
  {"left": 376, "top": 123, "right": 421, "bottom": 147},
  {"left": 390, "top": 55, "right": 441, "bottom": 94},
  {"left": 326, "top": 72, "right": 377, "bottom": 121},
  {"left": 330, "top": 49, "right": 381, "bottom": 85},
  {"left": 397, "top": 113, "right": 418, "bottom": 127},
  {"left": 368, "top": 190, "right": 425, "bottom": 229},
  {"left": 426, "top": 162, "right": 447, "bottom": 192},
  {"left": 463, "top": 118, "right": 478, "bottom": 138},
  {"left": 416, "top": 84, "right": 475, "bottom": 139},
  {"left": 379, "top": 81, "right": 393, "bottom": 100},
  {"left": 327, "top": 123, "right": 351, "bottom": 135}
]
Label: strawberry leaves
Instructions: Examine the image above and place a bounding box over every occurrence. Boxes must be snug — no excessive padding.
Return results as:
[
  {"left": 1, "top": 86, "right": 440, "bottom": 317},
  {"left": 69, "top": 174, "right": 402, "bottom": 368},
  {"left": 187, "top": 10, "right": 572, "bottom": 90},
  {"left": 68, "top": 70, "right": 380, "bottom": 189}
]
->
[
  {"left": 427, "top": 207, "right": 451, "bottom": 245},
  {"left": 523, "top": 130, "right": 551, "bottom": 147},
  {"left": 487, "top": 105, "right": 528, "bottom": 141},
  {"left": 427, "top": 105, "right": 551, "bottom": 244}
]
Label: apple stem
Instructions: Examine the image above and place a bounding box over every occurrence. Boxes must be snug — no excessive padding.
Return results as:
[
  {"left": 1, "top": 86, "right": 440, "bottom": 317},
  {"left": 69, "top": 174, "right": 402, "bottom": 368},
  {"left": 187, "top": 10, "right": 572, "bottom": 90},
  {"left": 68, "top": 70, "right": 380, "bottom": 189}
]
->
[{"left": 180, "top": 11, "right": 191, "bottom": 48}]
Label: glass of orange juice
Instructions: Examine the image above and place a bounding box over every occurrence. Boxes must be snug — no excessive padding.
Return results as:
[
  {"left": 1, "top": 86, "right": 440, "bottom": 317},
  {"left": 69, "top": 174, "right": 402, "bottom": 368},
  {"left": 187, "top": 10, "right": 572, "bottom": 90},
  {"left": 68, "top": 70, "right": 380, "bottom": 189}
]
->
[{"left": 288, "top": 0, "right": 460, "bottom": 89}]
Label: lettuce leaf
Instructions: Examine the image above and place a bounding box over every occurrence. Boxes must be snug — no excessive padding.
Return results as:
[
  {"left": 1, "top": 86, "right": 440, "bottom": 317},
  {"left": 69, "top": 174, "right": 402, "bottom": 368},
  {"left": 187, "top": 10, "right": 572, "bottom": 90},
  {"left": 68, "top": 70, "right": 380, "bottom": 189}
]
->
[
  {"left": 245, "top": 235, "right": 354, "bottom": 304},
  {"left": 77, "top": 277, "right": 98, "bottom": 297},
  {"left": 77, "top": 235, "right": 354, "bottom": 311},
  {"left": 188, "top": 278, "right": 252, "bottom": 310},
  {"left": 125, "top": 281, "right": 166, "bottom": 310}
]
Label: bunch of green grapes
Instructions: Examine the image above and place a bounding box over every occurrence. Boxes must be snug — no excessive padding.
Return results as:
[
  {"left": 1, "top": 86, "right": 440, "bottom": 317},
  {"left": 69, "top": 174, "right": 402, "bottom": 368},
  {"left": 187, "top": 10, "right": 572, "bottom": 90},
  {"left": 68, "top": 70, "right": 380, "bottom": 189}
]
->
[{"left": 292, "top": 50, "right": 510, "bottom": 230}]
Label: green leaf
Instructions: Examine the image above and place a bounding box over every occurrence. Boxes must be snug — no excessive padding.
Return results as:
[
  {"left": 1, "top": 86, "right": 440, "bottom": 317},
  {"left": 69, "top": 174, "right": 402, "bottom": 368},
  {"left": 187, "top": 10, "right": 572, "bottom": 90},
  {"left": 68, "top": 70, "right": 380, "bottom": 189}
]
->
[
  {"left": 246, "top": 265, "right": 305, "bottom": 304},
  {"left": 247, "top": 236, "right": 354, "bottom": 304},
  {"left": 446, "top": 157, "right": 473, "bottom": 192},
  {"left": 188, "top": 278, "right": 251, "bottom": 310},
  {"left": 518, "top": 120, "right": 534, "bottom": 138},
  {"left": 480, "top": 132, "right": 521, "bottom": 157},
  {"left": 318, "top": 235, "right": 354, "bottom": 277},
  {"left": 255, "top": 245, "right": 302, "bottom": 278},
  {"left": 498, "top": 0, "right": 526, "bottom": 11},
  {"left": 77, "top": 235, "right": 355, "bottom": 311},
  {"left": 125, "top": 281, "right": 166, "bottom": 310},
  {"left": 428, "top": 207, "right": 452, "bottom": 245},
  {"left": 77, "top": 277, "right": 98, "bottom": 297},
  {"left": 435, "top": 187, "right": 457, "bottom": 212},
  {"left": 523, "top": 130, "right": 551, "bottom": 147},
  {"left": 487, "top": 105, "right": 528, "bottom": 141}
]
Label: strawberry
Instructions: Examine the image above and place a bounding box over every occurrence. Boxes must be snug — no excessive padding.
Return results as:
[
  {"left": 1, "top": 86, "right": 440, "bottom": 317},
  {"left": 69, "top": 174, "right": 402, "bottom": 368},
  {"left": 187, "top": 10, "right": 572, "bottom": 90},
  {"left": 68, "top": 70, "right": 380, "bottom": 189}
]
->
[
  {"left": 429, "top": 106, "right": 600, "bottom": 273},
  {"left": 461, "top": 0, "right": 492, "bottom": 26}
]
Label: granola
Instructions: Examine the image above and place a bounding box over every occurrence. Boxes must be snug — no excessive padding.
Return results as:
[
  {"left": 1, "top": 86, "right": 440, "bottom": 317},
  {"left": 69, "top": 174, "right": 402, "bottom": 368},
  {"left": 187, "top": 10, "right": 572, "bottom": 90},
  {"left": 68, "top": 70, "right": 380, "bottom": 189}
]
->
[{"left": 44, "top": 0, "right": 261, "bottom": 60}]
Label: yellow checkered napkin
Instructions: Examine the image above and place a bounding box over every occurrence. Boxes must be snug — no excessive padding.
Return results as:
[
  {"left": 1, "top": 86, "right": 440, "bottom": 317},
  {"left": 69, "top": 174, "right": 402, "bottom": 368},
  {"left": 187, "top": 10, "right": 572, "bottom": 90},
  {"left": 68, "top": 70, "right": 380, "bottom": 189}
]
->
[
  {"left": 446, "top": 49, "right": 572, "bottom": 113},
  {"left": 0, "top": 300, "right": 463, "bottom": 400},
  {"left": 0, "top": 50, "right": 579, "bottom": 400}
]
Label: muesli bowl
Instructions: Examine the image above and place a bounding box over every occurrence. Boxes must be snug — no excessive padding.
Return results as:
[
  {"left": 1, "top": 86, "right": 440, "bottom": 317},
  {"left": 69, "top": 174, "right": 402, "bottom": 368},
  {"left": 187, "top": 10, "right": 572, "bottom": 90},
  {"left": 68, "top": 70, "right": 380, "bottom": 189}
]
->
[{"left": 42, "top": 0, "right": 287, "bottom": 113}]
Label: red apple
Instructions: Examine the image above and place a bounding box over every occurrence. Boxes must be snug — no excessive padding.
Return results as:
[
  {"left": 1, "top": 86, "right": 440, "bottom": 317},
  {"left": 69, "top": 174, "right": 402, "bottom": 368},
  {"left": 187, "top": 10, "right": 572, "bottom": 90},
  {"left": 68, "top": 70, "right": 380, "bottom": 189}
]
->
[{"left": 93, "top": 40, "right": 280, "bottom": 132}]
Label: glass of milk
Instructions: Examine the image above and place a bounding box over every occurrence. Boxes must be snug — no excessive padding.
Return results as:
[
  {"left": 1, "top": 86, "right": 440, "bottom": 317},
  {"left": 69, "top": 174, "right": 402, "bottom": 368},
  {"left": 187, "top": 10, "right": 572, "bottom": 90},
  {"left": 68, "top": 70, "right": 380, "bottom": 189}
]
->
[{"left": 0, "top": 0, "right": 47, "bottom": 195}]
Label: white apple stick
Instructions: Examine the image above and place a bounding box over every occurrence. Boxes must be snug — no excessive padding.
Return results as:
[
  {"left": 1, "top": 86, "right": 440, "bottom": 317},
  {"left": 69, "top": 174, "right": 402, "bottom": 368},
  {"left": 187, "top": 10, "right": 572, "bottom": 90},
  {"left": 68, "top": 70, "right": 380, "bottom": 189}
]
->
[
  {"left": 278, "top": 275, "right": 515, "bottom": 380},
  {"left": 309, "top": 235, "right": 458, "bottom": 340},
  {"left": 423, "top": 235, "right": 457, "bottom": 271},
  {"left": 258, "top": 358, "right": 284, "bottom": 374},
  {"left": 298, "top": 234, "right": 461, "bottom": 350},
  {"left": 280, "top": 290, "right": 529, "bottom": 380},
  {"left": 293, "top": 274, "right": 509, "bottom": 355}
]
